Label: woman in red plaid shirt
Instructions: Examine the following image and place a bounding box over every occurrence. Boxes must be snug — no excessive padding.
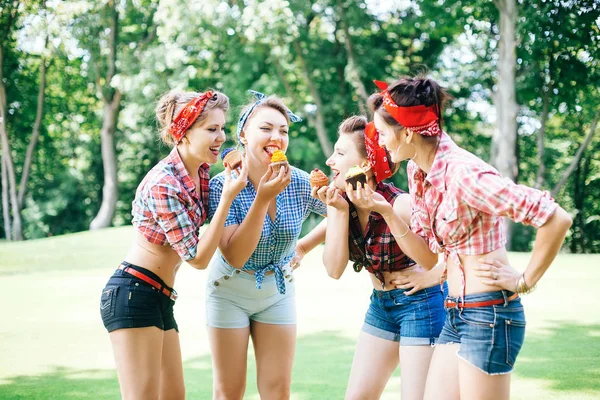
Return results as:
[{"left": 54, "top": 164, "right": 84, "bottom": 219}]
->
[
  {"left": 363, "top": 75, "right": 572, "bottom": 400},
  {"left": 313, "top": 115, "right": 446, "bottom": 400},
  {"left": 99, "top": 89, "right": 248, "bottom": 400}
]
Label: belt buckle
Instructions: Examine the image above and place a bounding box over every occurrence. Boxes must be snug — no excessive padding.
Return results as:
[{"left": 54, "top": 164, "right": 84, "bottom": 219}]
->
[{"left": 170, "top": 289, "right": 178, "bottom": 301}]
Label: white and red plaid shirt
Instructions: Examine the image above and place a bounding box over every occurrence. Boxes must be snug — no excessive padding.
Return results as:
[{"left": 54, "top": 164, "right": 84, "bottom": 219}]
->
[
  {"left": 407, "top": 132, "right": 558, "bottom": 299},
  {"left": 132, "top": 147, "right": 210, "bottom": 261}
]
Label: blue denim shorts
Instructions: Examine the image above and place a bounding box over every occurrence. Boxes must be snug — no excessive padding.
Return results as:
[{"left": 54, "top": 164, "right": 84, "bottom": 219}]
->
[
  {"left": 205, "top": 254, "right": 296, "bottom": 328},
  {"left": 100, "top": 262, "right": 178, "bottom": 333},
  {"left": 362, "top": 283, "right": 446, "bottom": 345},
  {"left": 437, "top": 291, "right": 526, "bottom": 375}
]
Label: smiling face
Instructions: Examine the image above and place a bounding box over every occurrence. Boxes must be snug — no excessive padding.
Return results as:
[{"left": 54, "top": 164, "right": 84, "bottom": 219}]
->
[
  {"left": 326, "top": 133, "right": 370, "bottom": 191},
  {"left": 182, "top": 108, "right": 227, "bottom": 164},
  {"left": 240, "top": 106, "right": 290, "bottom": 166},
  {"left": 374, "top": 112, "right": 412, "bottom": 163}
]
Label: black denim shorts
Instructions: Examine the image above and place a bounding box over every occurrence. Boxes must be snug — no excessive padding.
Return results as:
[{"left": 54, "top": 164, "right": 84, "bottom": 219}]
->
[{"left": 100, "top": 262, "right": 179, "bottom": 333}]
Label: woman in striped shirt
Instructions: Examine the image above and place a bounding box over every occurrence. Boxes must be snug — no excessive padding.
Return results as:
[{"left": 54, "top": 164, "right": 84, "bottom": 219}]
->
[
  {"left": 99, "top": 90, "right": 248, "bottom": 400},
  {"left": 362, "top": 75, "right": 572, "bottom": 400}
]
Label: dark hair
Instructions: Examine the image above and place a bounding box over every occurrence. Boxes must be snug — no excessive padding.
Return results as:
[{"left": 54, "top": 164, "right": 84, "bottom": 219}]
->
[
  {"left": 338, "top": 115, "right": 399, "bottom": 175},
  {"left": 367, "top": 74, "right": 450, "bottom": 134},
  {"left": 155, "top": 90, "right": 229, "bottom": 145}
]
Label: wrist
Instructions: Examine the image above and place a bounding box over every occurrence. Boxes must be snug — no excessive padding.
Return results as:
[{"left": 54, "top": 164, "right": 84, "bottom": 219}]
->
[{"left": 378, "top": 204, "right": 394, "bottom": 219}]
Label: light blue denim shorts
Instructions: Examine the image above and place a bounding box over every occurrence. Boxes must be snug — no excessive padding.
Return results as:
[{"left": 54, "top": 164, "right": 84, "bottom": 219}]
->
[{"left": 205, "top": 254, "right": 296, "bottom": 328}]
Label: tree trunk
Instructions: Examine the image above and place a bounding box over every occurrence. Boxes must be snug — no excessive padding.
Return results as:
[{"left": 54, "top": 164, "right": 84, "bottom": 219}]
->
[
  {"left": 491, "top": 0, "right": 518, "bottom": 249},
  {"left": 337, "top": 0, "right": 368, "bottom": 115},
  {"left": 535, "top": 83, "right": 550, "bottom": 189},
  {"left": 292, "top": 40, "right": 333, "bottom": 157},
  {"left": 1, "top": 157, "right": 11, "bottom": 240},
  {"left": 90, "top": 1, "right": 120, "bottom": 230},
  {"left": 0, "top": 45, "right": 22, "bottom": 240},
  {"left": 89, "top": 91, "right": 121, "bottom": 230},
  {"left": 18, "top": 48, "right": 48, "bottom": 210},
  {"left": 551, "top": 106, "right": 600, "bottom": 197}
]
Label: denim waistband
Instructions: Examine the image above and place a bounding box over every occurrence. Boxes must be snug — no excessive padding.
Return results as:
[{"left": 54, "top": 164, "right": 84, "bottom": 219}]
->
[
  {"left": 445, "top": 290, "right": 518, "bottom": 305},
  {"left": 372, "top": 284, "right": 442, "bottom": 300},
  {"left": 117, "top": 261, "right": 175, "bottom": 292}
]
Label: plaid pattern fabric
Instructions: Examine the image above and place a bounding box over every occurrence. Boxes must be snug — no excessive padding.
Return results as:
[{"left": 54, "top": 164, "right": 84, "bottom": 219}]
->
[
  {"left": 132, "top": 147, "right": 210, "bottom": 261},
  {"left": 407, "top": 132, "right": 558, "bottom": 299},
  {"left": 209, "top": 167, "right": 327, "bottom": 294},
  {"left": 346, "top": 182, "right": 416, "bottom": 288}
]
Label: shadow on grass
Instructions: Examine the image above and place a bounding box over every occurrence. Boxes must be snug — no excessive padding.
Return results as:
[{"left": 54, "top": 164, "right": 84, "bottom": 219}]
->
[
  {"left": 515, "top": 321, "right": 600, "bottom": 393},
  {"left": 0, "top": 331, "right": 356, "bottom": 400}
]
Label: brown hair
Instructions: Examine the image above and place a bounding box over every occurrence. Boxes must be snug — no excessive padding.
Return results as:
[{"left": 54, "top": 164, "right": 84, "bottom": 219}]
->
[
  {"left": 368, "top": 74, "right": 450, "bottom": 135},
  {"left": 338, "top": 115, "right": 399, "bottom": 175},
  {"left": 155, "top": 90, "right": 229, "bottom": 146},
  {"left": 240, "top": 95, "right": 291, "bottom": 132}
]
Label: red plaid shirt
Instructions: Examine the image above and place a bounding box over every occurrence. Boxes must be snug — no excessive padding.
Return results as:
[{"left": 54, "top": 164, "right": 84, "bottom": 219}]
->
[
  {"left": 131, "top": 147, "right": 210, "bottom": 261},
  {"left": 407, "top": 132, "right": 558, "bottom": 297},
  {"left": 346, "top": 182, "right": 416, "bottom": 288}
]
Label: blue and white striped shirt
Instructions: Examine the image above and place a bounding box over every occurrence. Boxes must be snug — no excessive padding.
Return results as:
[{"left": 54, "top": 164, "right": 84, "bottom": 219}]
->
[{"left": 209, "top": 167, "right": 327, "bottom": 294}]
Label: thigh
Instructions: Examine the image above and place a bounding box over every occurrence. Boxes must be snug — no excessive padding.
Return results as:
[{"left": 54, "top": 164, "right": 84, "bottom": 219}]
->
[
  {"left": 251, "top": 321, "right": 296, "bottom": 400},
  {"left": 159, "top": 329, "right": 185, "bottom": 400},
  {"left": 458, "top": 357, "right": 510, "bottom": 400},
  {"left": 208, "top": 326, "right": 250, "bottom": 400},
  {"left": 345, "top": 331, "right": 399, "bottom": 400},
  {"left": 423, "top": 344, "right": 460, "bottom": 400},
  {"left": 399, "top": 345, "right": 435, "bottom": 400},
  {"left": 110, "top": 327, "right": 164, "bottom": 400}
]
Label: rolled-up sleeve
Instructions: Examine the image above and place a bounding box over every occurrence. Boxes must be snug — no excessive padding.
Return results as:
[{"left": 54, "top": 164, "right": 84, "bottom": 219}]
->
[
  {"left": 148, "top": 184, "right": 198, "bottom": 261},
  {"left": 455, "top": 166, "right": 558, "bottom": 228},
  {"left": 406, "top": 162, "right": 429, "bottom": 241}
]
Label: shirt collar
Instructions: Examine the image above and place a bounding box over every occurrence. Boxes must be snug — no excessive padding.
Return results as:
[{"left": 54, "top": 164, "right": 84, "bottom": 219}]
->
[
  {"left": 420, "top": 131, "right": 455, "bottom": 193},
  {"left": 167, "top": 147, "right": 209, "bottom": 194}
]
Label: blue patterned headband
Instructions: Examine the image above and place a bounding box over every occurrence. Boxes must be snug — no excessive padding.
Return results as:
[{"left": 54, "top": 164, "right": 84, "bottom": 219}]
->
[{"left": 236, "top": 90, "right": 302, "bottom": 144}]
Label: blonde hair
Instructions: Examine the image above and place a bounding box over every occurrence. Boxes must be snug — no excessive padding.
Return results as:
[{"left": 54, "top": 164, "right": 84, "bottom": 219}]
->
[{"left": 155, "top": 90, "right": 229, "bottom": 145}]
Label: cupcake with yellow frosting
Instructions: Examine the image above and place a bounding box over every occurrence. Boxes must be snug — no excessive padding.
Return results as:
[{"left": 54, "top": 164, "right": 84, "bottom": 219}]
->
[
  {"left": 345, "top": 165, "right": 367, "bottom": 189},
  {"left": 270, "top": 149, "right": 289, "bottom": 172}
]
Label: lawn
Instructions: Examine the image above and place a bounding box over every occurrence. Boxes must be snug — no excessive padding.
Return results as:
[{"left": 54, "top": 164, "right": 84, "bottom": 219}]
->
[{"left": 0, "top": 226, "right": 599, "bottom": 399}]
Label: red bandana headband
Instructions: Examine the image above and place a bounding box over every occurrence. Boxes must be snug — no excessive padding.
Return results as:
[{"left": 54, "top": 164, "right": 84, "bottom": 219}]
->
[
  {"left": 365, "top": 122, "right": 393, "bottom": 183},
  {"left": 169, "top": 91, "right": 214, "bottom": 144},
  {"left": 373, "top": 80, "right": 441, "bottom": 137}
]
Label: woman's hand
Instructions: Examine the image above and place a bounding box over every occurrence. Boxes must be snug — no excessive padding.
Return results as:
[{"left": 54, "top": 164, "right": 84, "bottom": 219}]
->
[
  {"left": 312, "top": 185, "right": 348, "bottom": 211},
  {"left": 257, "top": 164, "right": 292, "bottom": 201},
  {"left": 345, "top": 182, "right": 392, "bottom": 215},
  {"left": 290, "top": 243, "right": 306, "bottom": 270},
  {"left": 389, "top": 264, "right": 443, "bottom": 295},
  {"left": 222, "top": 160, "right": 249, "bottom": 202},
  {"left": 475, "top": 258, "right": 521, "bottom": 292}
]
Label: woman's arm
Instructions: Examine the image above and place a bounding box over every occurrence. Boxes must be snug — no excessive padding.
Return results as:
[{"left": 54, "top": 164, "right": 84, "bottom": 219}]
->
[{"left": 220, "top": 165, "right": 291, "bottom": 268}]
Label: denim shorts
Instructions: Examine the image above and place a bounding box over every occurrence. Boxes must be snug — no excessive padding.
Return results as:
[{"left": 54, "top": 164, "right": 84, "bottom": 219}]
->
[
  {"left": 362, "top": 283, "right": 446, "bottom": 345},
  {"left": 205, "top": 254, "right": 296, "bottom": 328},
  {"left": 437, "top": 291, "right": 526, "bottom": 375},
  {"left": 100, "top": 262, "right": 178, "bottom": 333}
]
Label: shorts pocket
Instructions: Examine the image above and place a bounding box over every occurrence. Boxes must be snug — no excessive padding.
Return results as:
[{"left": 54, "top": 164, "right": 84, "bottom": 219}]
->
[
  {"left": 128, "top": 282, "right": 160, "bottom": 319},
  {"left": 100, "top": 285, "right": 119, "bottom": 320},
  {"left": 500, "top": 311, "right": 526, "bottom": 367},
  {"left": 458, "top": 307, "right": 495, "bottom": 328}
]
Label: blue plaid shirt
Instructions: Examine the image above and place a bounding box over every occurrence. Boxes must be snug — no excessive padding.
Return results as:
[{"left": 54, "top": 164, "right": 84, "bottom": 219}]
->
[{"left": 209, "top": 167, "right": 327, "bottom": 294}]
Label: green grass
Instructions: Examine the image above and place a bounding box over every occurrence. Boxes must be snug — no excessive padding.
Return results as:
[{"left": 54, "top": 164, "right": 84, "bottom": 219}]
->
[{"left": 0, "top": 227, "right": 599, "bottom": 399}]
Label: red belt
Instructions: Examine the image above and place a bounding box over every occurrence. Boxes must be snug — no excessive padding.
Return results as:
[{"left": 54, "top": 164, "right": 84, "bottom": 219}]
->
[
  {"left": 118, "top": 264, "right": 178, "bottom": 301},
  {"left": 445, "top": 293, "right": 518, "bottom": 309}
]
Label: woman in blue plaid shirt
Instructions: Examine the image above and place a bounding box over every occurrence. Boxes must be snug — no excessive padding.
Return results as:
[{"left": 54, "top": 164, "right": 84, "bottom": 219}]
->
[{"left": 207, "top": 91, "right": 326, "bottom": 400}]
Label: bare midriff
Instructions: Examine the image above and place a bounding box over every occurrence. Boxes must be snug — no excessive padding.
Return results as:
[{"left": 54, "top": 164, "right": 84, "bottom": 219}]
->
[
  {"left": 446, "top": 246, "right": 510, "bottom": 297},
  {"left": 368, "top": 264, "right": 433, "bottom": 292},
  {"left": 122, "top": 232, "right": 182, "bottom": 288}
]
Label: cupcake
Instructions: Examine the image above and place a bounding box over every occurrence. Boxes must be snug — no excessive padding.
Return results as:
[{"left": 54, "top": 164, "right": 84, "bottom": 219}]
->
[
  {"left": 270, "top": 149, "right": 289, "bottom": 172},
  {"left": 345, "top": 165, "right": 367, "bottom": 189},
  {"left": 221, "top": 148, "right": 242, "bottom": 170},
  {"left": 310, "top": 168, "right": 329, "bottom": 189}
]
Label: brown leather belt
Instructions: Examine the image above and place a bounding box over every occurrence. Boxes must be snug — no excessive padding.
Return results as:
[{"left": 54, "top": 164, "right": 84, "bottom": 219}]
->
[
  {"left": 445, "top": 293, "right": 518, "bottom": 309},
  {"left": 118, "top": 264, "right": 178, "bottom": 301}
]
